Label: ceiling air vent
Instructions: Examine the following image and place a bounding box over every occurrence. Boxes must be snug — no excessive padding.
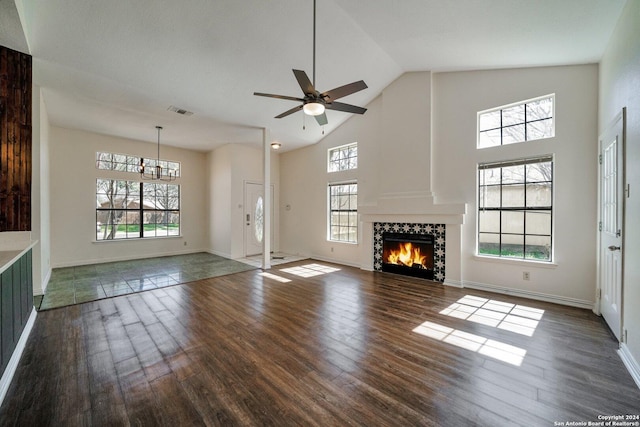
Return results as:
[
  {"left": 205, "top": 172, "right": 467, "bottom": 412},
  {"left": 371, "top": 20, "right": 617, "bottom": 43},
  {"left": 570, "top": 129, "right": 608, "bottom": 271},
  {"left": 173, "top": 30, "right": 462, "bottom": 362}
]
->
[{"left": 167, "top": 105, "right": 194, "bottom": 116}]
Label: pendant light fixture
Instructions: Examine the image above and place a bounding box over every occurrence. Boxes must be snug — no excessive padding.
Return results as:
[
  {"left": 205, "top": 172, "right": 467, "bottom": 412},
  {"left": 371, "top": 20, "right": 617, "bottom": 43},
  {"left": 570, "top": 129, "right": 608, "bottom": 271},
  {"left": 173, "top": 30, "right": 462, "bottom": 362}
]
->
[{"left": 140, "top": 126, "right": 176, "bottom": 181}]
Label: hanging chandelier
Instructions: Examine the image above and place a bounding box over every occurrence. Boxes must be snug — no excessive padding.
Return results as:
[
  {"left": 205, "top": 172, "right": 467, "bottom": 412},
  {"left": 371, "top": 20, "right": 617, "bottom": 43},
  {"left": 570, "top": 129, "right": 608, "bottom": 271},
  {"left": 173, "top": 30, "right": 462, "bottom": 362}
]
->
[{"left": 140, "top": 126, "right": 176, "bottom": 181}]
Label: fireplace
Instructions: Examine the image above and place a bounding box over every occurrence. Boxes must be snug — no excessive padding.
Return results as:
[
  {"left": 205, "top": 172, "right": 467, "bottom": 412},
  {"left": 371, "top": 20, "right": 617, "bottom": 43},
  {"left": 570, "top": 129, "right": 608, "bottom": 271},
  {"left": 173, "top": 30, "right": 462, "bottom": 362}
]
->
[
  {"left": 382, "top": 232, "right": 434, "bottom": 280},
  {"left": 373, "top": 222, "right": 446, "bottom": 282}
]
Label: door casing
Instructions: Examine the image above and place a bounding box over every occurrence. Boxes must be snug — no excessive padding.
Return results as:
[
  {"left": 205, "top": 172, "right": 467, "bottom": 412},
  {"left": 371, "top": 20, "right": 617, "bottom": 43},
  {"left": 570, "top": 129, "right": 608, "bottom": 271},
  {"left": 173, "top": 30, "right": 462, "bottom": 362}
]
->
[{"left": 596, "top": 108, "right": 625, "bottom": 342}]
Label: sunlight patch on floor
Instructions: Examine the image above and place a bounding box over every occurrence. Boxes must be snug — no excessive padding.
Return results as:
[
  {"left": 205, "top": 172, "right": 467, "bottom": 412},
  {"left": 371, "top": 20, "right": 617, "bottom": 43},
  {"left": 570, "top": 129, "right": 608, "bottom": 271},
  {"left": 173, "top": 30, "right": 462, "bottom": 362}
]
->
[
  {"left": 259, "top": 272, "right": 292, "bottom": 283},
  {"left": 279, "top": 263, "right": 341, "bottom": 278},
  {"left": 237, "top": 253, "right": 306, "bottom": 267},
  {"left": 413, "top": 320, "right": 527, "bottom": 366},
  {"left": 439, "top": 295, "right": 545, "bottom": 337}
]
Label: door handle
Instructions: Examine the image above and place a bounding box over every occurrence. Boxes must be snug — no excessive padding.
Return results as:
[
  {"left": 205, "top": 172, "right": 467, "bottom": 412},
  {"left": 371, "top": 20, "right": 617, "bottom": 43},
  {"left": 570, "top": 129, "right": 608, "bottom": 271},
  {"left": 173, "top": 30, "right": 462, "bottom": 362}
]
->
[{"left": 608, "top": 245, "right": 621, "bottom": 251}]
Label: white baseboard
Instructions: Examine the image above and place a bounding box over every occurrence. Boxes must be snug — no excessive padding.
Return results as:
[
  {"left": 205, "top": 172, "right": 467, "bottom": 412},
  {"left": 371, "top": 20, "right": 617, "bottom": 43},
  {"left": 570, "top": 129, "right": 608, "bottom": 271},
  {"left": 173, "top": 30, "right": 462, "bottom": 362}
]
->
[
  {"left": 619, "top": 343, "right": 640, "bottom": 389},
  {"left": 310, "top": 254, "right": 361, "bottom": 269},
  {"left": 462, "top": 280, "right": 594, "bottom": 309},
  {"left": 0, "top": 308, "right": 37, "bottom": 406},
  {"left": 52, "top": 248, "right": 207, "bottom": 268},
  {"left": 444, "top": 279, "right": 463, "bottom": 288},
  {"left": 205, "top": 249, "right": 234, "bottom": 259}
]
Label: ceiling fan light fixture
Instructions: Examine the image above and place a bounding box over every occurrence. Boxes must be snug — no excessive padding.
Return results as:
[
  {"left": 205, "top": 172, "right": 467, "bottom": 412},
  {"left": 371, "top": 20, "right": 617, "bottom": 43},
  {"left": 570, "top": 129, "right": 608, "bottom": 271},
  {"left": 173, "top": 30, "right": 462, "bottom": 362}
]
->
[{"left": 303, "top": 102, "right": 325, "bottom": 116}]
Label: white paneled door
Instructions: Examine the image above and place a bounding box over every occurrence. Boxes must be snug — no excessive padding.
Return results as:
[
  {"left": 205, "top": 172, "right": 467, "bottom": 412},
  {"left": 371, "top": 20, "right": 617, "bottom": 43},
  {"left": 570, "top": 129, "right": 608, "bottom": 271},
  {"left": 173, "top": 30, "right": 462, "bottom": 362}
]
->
[{"left": 599, "top": 109, "right": 625, "bottom": 341}]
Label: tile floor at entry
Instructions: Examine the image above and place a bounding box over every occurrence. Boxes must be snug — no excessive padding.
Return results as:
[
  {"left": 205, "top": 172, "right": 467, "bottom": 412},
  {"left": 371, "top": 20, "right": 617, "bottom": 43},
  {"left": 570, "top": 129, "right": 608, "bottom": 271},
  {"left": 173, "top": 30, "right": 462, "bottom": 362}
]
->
[{"left": 37, "top": 252, "right": 262, "bottom": 311}]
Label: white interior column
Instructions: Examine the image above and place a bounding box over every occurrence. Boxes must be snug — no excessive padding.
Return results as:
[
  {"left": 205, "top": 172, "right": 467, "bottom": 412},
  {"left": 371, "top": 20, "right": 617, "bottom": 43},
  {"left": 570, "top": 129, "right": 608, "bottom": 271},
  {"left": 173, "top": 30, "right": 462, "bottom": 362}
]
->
[{"left": 262, "top": 128, "right": 271, "bottom": 270}]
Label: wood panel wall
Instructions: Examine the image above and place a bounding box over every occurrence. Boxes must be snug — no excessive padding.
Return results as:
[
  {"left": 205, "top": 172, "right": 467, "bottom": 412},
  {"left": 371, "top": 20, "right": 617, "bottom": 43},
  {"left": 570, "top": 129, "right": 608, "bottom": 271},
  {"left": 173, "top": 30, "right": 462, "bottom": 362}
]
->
[{"left": 0, "top": 46, "right": 32, "bottom": 232}]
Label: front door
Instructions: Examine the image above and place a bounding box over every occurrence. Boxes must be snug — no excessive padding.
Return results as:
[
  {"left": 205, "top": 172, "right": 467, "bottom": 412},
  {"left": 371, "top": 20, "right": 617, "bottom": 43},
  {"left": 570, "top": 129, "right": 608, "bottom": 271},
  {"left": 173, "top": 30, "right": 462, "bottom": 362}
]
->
[
  {"left": 245, "top": 182, "right": 264, "bottom": 256},
  {"left": 244, "top": 182, "right": 275, "bottom": 257},
  {"left": 599, "top": 109, "right": 625, "bottom": 341}
]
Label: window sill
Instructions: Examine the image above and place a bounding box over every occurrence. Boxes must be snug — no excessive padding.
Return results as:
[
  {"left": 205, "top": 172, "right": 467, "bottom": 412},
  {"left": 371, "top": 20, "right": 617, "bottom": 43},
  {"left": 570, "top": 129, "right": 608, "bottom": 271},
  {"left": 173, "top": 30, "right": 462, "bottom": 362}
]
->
[
  {"left": 473, "top": 254, "right": 557, "bottom": 269},
  {"left": 327, "top": 240, "right": 358, "bottom": 246},
  {"left": 93, "top": 235, "right": 183, "bottom": 243}
]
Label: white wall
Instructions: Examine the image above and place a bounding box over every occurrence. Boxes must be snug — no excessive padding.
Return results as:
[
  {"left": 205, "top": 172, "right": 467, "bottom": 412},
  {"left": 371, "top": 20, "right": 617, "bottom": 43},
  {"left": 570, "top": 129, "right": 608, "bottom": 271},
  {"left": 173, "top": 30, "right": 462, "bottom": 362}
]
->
[
  {"left": 49, "top": 126, "right": 208, "bottom": 267},
  {"left": 207, "top": 144, "right": 232, "bottom": 257},
  {"left": 281, "top": 72, "right": 434, "bottom": 266},
  {"left": 207, "top": 143, "right": 280, "bottom": 259},
  {"left": 280, "top": 98, "right": 378, "bottom": 266},
  {"left": 433, "top": 65, "right": 599, "bottom": 306},
  {"left": 281, "top": 66, "right": 599, "bottom": 307},
  {"left": 231, "top": 145, "right": 262, "bottom": 258},
  {"left": 31, "top": 86, "right": 51, "bottom": 294},
  {"left": 379, "top": 72, "right": 432, "bottom": 196},
  {"left": 599, "top": 0, "right": 640, "bottom": 376}
]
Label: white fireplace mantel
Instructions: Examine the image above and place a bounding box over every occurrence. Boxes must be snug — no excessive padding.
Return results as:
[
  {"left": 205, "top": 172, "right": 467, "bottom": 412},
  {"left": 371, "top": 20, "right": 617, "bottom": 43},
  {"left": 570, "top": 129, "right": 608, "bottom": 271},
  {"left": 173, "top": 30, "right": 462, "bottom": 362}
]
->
[
  {"left": 359, "top": 192, "right": 466, "bottom": 288},
  {"left": 360, "top": 191, "right": 467, "bottom": 225}
]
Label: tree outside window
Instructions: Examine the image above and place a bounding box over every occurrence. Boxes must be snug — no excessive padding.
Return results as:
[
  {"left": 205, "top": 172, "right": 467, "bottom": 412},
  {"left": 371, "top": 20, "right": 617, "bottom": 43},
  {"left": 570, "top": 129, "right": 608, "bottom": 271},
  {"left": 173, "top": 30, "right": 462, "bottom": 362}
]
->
[
  {"left": 328, "top": 182, "right": 358, "bottom": 243},
  {"left": 96, "top": 151, "right": 180, "bottom": 176},
  {"left": 478, "top": 95, "right": 554, "bottom": 148},
  {"left": 96, "top": 179, "right": 180, "bottom": 240},
  {"left": 478, "top": 157, "right": 553, "bottom": 261},
  {"left": 328, "top": 143, "right": 357, "bottom": 172}
]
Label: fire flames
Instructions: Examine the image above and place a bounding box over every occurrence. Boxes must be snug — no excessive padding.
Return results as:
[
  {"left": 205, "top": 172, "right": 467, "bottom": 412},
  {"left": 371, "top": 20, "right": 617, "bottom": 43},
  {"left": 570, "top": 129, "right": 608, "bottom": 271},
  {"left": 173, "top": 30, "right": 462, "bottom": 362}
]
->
[{"left": 386, "top": 242, "right": 428, "bottom": 268}]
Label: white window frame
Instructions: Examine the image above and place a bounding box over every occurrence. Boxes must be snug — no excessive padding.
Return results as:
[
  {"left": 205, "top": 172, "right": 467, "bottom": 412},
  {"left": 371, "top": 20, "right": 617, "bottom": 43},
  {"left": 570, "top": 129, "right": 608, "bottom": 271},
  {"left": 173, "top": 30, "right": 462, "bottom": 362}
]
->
[
  {"left": 96, "top": 179, "right": 181, "bottom": 241},
  {"left": 477, "top": 156, "right": 553, "bottom": 262},
  {"left": 328, "top": 142, "right": 358, "bottom": 173},
  {"left": 327, "top": 181, "right": 358, "bottom": 244}
]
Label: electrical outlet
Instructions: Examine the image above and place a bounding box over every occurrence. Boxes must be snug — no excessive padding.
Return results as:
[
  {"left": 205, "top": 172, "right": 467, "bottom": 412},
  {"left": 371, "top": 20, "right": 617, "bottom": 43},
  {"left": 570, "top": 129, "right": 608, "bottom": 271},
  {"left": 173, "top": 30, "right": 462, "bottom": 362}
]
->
[
  {"left": 330, "top": 247, "right": 334, "bottom": 252},
  {"left": 523, "top": 271, "right": 530, "bottom": 281},
  {"left": 184, "top": 241, "right": 187, "bottom": 246}
]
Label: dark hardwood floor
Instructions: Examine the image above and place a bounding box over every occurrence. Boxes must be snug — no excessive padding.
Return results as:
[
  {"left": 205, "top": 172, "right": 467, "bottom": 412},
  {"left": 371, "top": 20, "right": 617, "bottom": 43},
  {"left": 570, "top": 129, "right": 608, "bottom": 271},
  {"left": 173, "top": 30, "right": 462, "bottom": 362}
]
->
[{"left": 1, "top": 260, "right": 638, "bottom": 426}]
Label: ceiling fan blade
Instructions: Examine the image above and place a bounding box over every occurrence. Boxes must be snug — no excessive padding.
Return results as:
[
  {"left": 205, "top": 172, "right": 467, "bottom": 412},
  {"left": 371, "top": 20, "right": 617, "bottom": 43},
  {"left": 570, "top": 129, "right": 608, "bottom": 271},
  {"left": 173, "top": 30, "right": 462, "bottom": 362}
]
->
[
  {"left": 293, "top": 69, "right": 316, "bottom": 95},
  {"left": 325, "top": 101, "right": 367, "bottom": 115},
  {"left": 322, "top": 80, "right": 368, "bottom": 102},
  {"left": 275, "top": 104, "right": 303, "bottom": 119},
  {"left": 315, "top": 112, "right": 328, "bottom": 126},
  {"left": 254, "top": 92, "right": 304, "bottom": 102}
]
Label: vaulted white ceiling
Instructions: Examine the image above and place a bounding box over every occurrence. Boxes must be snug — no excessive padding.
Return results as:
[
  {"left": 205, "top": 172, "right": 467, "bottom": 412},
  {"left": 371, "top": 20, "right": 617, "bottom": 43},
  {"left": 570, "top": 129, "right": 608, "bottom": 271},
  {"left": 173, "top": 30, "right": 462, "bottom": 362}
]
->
[{"left": 1, "top": 0, "right": 626, "bottom": 151}]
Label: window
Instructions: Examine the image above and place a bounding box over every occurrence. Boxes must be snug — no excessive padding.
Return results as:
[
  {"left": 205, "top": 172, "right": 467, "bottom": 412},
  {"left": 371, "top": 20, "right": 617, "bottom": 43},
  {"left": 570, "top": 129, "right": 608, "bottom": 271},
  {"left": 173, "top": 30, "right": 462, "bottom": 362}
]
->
[
  {"left": 96, "top": 179, "right": 180, "bottom": 240},
  {"left": 328, "top": 142, "right": 357, "bottom": 172},
  {"left": 478, "top": 95, "right": 554, "bottom": 148},
  {"left": 478, "top": 156, "right": 553, "bottom": 261},
  {"left": 96, "top": 151, "right": 180, "bottom": 177},
  {"left": 328, "top": 182, "right": 357, "bottom": 243}
]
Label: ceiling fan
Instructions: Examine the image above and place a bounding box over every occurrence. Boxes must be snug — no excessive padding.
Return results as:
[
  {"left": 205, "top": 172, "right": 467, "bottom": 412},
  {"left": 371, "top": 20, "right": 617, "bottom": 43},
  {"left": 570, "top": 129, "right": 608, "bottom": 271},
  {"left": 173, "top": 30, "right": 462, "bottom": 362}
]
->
[{"left": 253, "top": 0, "right": 368, "bottom": 127}]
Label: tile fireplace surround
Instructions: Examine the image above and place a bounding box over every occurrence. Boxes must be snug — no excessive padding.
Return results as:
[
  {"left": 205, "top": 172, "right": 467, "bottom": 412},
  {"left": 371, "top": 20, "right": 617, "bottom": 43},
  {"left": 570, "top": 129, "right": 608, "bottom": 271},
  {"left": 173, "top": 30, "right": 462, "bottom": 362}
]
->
[{"left": 373, "top": 222, "right": 446, "bottom": 282}]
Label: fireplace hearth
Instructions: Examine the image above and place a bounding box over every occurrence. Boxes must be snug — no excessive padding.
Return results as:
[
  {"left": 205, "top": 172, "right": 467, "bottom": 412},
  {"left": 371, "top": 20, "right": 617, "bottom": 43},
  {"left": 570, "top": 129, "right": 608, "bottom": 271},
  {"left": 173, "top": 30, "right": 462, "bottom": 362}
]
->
[{"left": 382, "top": 232, "right": 434, "bottom": 280}]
